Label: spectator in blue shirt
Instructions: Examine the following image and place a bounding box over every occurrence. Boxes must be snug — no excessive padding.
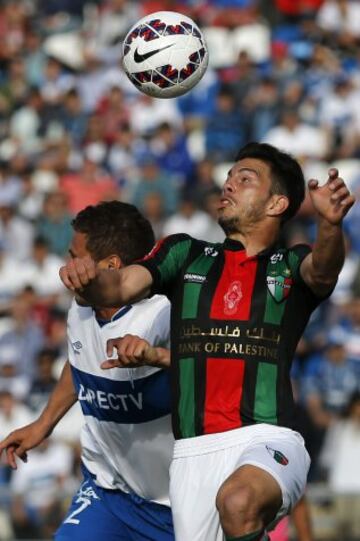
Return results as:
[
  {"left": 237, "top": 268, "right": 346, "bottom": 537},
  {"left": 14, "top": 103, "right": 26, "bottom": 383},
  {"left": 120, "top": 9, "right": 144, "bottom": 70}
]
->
[
  {"left": 303, "top": 329, "right": 360, "bottom": 429},
  {"left": 205, "top": 85, "right": 246, "bottom": 162}
]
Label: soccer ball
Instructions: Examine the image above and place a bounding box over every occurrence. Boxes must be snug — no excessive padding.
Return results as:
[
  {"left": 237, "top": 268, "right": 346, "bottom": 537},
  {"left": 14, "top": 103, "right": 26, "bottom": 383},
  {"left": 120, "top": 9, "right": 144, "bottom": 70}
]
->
[{"left": 123, "top": 11, "right": 208, "bottom": 99}]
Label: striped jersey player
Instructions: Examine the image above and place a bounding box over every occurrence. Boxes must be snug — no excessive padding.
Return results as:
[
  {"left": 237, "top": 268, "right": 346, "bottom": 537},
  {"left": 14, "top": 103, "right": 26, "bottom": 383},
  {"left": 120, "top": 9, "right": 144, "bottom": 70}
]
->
[{"left": 59, "top": 143, "right": 355, "bottom": 541}]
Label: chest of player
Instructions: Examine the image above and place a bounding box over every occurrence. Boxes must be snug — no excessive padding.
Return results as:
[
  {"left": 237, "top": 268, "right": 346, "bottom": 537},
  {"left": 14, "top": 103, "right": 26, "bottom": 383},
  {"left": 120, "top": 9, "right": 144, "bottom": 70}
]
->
[
  {"left": 175, "top": 247, "right": 295, "bottom": 325},
  {"left": 67, "top": 314, "right": 171, "bottom": 423}
]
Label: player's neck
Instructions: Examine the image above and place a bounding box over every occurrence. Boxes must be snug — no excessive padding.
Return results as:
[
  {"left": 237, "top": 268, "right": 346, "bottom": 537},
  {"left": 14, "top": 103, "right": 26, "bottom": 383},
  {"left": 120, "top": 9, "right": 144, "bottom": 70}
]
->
[
  {"left": 227, "top": 223, "right": 280, "bottom": 257},
  {"left": 95, "top": 307, "right": 122, "bottom": 320}
]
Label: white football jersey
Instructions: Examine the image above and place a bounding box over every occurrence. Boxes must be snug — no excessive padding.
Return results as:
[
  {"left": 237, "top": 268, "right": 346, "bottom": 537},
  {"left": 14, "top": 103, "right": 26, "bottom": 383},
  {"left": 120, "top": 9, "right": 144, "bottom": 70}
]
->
[{"left": 67, "top": 295, "right": 173, "bottom": 505}]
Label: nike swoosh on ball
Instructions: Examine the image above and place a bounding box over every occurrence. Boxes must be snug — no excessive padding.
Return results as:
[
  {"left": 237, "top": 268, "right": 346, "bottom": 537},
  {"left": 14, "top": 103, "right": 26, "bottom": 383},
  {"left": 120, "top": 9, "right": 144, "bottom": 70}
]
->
[{"left": 134, "top": 44, "right": 174, "bottom": 63}]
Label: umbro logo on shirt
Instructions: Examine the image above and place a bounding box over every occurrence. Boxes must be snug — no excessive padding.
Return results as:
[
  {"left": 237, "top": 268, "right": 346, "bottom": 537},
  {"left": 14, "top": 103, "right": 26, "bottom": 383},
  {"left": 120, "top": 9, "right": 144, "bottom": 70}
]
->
[{"left": 72, "top": 341, "right": 83, "bottom": 353}]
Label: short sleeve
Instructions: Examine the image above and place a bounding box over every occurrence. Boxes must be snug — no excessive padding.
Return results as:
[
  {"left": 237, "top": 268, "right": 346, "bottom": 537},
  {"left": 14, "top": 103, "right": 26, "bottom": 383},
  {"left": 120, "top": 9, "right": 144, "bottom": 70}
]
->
[
  {"left": 287, "top": 244, "right": 336, "bottom": 301},
  {"left": 286, "top": 244, "right": 312, "bottom": 285},
  {"left": 137, "top": 234, "right": 192, "bottom": 296}
]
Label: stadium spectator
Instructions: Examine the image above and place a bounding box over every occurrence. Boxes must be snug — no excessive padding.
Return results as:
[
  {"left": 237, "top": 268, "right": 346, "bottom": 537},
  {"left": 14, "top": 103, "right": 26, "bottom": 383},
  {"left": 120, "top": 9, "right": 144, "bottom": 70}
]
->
[
  {"left": 0, "top": 347, "right": 30, "bottom": 401},
  {"left": 263, "top": 108, "right": 328, "bottom": 160},
  {"left": 0, "top": 294, "right": 45, "bottom": 381},
  {"left": 318, "top": 73, "right": 357, "bottom": 159},
  {"left": 317, "top": 0, "right": 360, "bottom": 46},
  {"left": 10, "top": 439, "right": 74, "bottom": 539},
  {"left": 27, "top": 349, "right": 58, "bottom": 413},
  {"left": 131, "top": 153, "right": 179, "bottom": 215},
  {"left": 320, "top": 392, "right": 360, "bottom": 539},
  {"left": 0, "top": 200, "right": 34, "bottom": 262},
  {"left": 151, "top": 122, "right": 195, "bottom": 186},
  {"left": 107, "top": 122, "right": 143, "bottom": 188},
  {"left": 163, "top": 189, "right": 217, "bottom": 239},
  {"left": 95, "top": 85, "right": 130, "bottom": 145},
  {"left": 24, "top": 236, "right": 65, "bottom": 301},
  {"left": 36, "top": 191, "right": 73, "bottom": 257},
  {"left": 129, "top": 93, "right": 182, "bottom": 135},
  {"left": 246, "top": 76, "right": 281, "bottom": 141},
  {"left": 142, "top": 192, "right": 166, "bottom": 240},
  {"left": 0, "top": 391, "right": 33, "bottom": 443},
  {"left": 60, "top": 88, "right": 89, "bottom": 146},
  {"left": 205, "top": 85, "right": 246, "bottom": 162},
  {"left": 303, "top": 329, "right": 359, "bottom": 431},
  {"left": 60, "top": 147, "right": 118, "bottom": 214}
]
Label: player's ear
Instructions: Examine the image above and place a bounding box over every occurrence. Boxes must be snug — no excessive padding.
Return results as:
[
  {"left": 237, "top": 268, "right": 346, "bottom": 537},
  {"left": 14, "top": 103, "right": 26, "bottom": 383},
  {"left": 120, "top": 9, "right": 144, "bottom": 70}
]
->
[
  {"left": 107, "top": 255, "right": 122, "bottom": 269},
  {"left": 267, "top": 194, "right": 289, "bottom": 219}
]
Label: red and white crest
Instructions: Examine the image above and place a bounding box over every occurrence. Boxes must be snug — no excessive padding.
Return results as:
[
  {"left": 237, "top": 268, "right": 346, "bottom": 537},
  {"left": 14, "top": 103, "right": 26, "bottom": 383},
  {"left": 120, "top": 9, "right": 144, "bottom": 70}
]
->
[{"left": 224, "top": 280, "right": 242, "bottom": 315}]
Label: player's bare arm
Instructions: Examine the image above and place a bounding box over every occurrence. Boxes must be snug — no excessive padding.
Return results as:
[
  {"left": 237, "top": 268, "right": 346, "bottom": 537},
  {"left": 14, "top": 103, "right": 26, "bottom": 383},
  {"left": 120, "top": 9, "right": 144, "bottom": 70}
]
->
[
  {"left": 0, "top": 361, "right": 77, "bottom": 469},
  {"left": 101, "top": 335, "right": 171, "bottom": 370},
  {"left": 300, "top": 168, "right": 356, "bottom": 296},
  {"left": 59, "top": 259, "right": 153, "bottom": 307}
]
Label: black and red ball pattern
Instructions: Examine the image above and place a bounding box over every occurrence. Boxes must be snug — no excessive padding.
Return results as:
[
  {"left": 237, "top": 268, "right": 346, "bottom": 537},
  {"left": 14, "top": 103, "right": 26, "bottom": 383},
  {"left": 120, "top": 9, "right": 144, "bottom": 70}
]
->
[
  {"left": 124, "top": 18, "right": 205, "bottom": 90},
  {"left": 124, "top": 18, "right": 202, "bottom": 56}
]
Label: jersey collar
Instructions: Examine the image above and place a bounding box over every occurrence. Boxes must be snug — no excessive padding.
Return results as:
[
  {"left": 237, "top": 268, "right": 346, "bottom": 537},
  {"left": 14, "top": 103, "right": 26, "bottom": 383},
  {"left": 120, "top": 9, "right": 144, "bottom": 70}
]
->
[
  {"left": 96, "top": 305, "right": 132, "bottom": 327},
  {"left": 223, "top": 237, "right": 282, "bottom": 257}
]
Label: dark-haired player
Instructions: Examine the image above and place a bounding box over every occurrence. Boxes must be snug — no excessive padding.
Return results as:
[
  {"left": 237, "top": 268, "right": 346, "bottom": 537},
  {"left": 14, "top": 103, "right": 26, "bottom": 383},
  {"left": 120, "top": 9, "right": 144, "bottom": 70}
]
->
[
  {"left": 59, "top": 143, "right": 355, "bottom": 541},
  {"left": 0, "top": 201, "right": 174, "bottom": 541}
]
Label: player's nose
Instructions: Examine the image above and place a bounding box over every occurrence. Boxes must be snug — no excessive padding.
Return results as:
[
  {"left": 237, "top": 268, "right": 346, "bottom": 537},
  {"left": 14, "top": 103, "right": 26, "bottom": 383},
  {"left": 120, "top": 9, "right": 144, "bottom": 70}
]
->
[{"left": 223, "top": 178, "right": 235, "bottom": 194}]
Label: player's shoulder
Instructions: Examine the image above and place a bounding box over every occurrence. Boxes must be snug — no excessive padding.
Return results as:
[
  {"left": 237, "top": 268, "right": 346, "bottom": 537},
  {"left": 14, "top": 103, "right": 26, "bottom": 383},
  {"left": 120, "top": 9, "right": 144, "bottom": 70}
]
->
[
  {"left": 285, "top": 243, "right": 312, "bottom": 263},
  {"left": 68, "top": 297, "right": 93, "bottom": 319},
  {"left": 132, "top": 294, "right": 170, "bottom": 315},
  {"left": 165, "top": 234, "right": 220, "bottom": 252},
  {"left": 267, "top": 243, "right": 312, "bottom": 260}
]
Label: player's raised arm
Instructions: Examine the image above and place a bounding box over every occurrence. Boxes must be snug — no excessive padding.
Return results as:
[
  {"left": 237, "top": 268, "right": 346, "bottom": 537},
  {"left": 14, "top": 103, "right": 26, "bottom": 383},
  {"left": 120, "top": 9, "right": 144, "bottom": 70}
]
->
[
  {"left": 60, "top": 233, "right": 193, "bottom": 307},
  {"left": 0, "top": 361, "right": 77, "bottom": 469},
  {"left": 300, "top": 168, "right": 356, "bottom": 297},
  {"left": 60, "top": 259, "right": 153, "bottom": 307}
]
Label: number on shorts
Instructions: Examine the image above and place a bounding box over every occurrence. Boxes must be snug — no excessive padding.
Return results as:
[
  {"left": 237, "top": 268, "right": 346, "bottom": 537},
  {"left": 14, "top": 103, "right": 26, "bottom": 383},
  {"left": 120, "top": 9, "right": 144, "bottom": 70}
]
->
[{"left": 64, "top": 497, "right": 92, "bottom": 525}]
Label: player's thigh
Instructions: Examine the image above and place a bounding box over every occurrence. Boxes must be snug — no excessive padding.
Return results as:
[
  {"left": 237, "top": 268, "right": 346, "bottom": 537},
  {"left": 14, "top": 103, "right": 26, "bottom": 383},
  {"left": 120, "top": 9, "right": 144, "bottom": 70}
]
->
[
  {"left": 169, "top": 453, "right": 225, "bottom": 541},
  {"left": 55, "top": 480, "right": 129, "bottom": 541},
  {"left": 236, "top": 431, "right": 310, "bottom": 521}
]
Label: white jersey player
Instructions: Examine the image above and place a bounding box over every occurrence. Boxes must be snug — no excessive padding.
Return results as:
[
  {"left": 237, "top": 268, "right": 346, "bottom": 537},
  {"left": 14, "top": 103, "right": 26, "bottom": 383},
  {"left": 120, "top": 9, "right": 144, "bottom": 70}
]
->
[{"left": 0, "top": 201, "right": 175, "bottom": 541}]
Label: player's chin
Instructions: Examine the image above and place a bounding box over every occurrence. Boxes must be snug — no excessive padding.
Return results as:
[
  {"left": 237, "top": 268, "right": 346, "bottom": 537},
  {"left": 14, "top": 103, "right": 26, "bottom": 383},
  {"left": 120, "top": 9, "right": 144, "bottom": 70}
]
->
[{"left": 218, "top": 213, "right": 240, "bottom": 234}]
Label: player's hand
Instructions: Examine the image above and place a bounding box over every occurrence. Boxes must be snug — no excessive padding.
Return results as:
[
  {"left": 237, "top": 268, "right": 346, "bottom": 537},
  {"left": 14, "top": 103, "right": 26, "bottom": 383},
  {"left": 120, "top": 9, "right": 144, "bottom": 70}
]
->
[
  {"left": 102, "top": 335, "right": 170, "bottom": 369},
  {"left": 308, "top": 168, "right": 356, "bottom": 225},
  {"left": 59, "top": 256, "right": 97, "bottom": 291},
  {"left": 0, "top": 421, "right": 50, "bottom": 469}
]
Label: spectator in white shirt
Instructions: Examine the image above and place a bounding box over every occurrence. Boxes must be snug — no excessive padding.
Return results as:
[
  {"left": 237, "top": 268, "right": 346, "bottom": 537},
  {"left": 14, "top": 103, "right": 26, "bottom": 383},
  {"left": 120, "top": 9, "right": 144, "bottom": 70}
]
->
[{"left": 263, "top": 107, "right": 329, "bottom": 160}]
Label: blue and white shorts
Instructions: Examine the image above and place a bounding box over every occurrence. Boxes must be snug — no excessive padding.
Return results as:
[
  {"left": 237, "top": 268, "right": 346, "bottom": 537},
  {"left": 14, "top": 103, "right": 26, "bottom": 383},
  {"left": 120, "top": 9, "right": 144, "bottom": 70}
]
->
[{"left": 55, "top": 466, "right": 174, "bottom": 541}]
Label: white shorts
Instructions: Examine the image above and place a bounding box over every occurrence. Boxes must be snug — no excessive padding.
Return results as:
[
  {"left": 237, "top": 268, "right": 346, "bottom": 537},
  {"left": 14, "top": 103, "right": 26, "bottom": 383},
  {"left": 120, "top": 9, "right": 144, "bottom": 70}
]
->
[{"left": 169, "top": 424, "right": 310, "bottom": 541}]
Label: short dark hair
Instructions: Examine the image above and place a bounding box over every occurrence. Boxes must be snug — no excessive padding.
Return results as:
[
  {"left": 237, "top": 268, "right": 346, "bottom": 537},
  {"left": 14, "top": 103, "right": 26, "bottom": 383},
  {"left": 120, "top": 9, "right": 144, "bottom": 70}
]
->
[
  {"left": 72, "top": 201, "right": 155, "bottom": 264},
  {"left": 235, "top": 142, "right": 305, "bottom": 223}
]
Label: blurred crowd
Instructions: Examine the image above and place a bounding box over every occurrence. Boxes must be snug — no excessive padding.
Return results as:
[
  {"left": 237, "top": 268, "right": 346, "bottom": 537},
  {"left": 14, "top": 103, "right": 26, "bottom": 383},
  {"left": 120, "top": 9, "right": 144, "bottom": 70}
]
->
[{"left": 0, "top": 0, "right": 359, "bottom": 539}]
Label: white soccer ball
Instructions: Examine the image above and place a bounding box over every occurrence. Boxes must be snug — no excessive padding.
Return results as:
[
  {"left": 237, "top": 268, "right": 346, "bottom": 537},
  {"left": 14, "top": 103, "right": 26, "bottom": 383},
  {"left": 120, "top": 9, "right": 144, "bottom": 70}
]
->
[{"left": 123, "top": 11, "right": 209, "bottom": 99}]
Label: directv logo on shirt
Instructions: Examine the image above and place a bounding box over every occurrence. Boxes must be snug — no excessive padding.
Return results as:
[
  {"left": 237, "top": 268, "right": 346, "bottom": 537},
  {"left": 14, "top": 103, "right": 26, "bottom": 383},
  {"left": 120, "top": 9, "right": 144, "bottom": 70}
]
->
[
  {"left": 71, "top": 365, "right": 171, "bottom": 425},
  {"left": 78, "top": 383, "right": 143, "bottom": 411}
]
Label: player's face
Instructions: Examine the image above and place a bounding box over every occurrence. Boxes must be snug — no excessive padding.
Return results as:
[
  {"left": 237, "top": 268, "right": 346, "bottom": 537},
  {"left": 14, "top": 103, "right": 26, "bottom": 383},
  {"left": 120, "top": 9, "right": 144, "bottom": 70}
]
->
[
  {"left": 69, "top": 231, "right": 120, "bottom": 270},
  {"left": 69, "top": 231, "right": 90, "bottom": 260},
  {"left": 218, "top": 158, "right": 274, "bottom": 234}
]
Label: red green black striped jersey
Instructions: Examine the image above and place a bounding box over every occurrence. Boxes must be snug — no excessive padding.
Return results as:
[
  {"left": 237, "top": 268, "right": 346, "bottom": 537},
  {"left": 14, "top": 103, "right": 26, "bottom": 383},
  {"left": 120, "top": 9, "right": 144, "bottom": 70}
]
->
[{"left": 138, "top": 234, "right": 324, "bottom": 440}]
